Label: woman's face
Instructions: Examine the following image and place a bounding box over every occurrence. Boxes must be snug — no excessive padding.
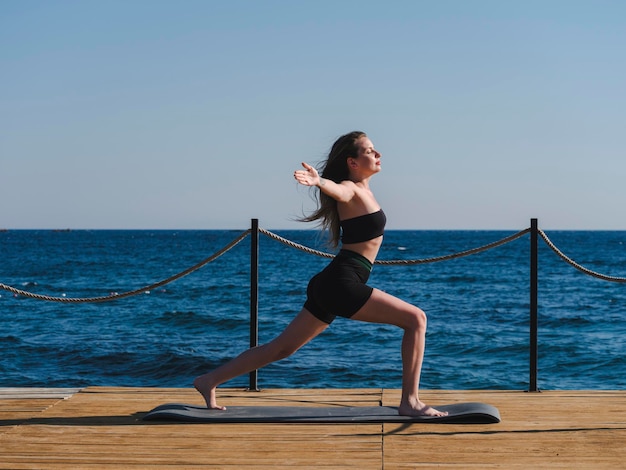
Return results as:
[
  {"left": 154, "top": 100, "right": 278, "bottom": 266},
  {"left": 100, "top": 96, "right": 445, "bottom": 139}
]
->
[{"left": 354, "top": 136, "right": 382, "bottom": 173}]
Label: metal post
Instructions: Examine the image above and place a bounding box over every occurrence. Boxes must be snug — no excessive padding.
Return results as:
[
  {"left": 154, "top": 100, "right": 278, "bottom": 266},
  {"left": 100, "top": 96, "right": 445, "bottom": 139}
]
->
[
  {"left": 529, "top": 218, "right": 539, "bottom": 392},
  {"left": 248, "top": 218, "right": 260, "bottom": 391}
]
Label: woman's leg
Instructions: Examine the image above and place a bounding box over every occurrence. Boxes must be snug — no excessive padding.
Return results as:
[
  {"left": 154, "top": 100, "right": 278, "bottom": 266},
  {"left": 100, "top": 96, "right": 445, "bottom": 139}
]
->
[
  {"left": 350, "top": 288, "right": 447, "bottom": 417},
  {"left": 194, "top": 308, "right": 328, "bottom": 409}
]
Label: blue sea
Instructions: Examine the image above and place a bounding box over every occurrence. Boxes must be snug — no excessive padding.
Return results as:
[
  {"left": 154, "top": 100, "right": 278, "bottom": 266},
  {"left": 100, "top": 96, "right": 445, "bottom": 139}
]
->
[{"left": 1, "top": 228, "right": 625, "bottom": 391}]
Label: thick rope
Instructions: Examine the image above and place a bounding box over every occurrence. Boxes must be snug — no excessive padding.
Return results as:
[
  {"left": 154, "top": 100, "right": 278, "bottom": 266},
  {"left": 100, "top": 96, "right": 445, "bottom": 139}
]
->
[
  {"left": 538, "top": 229, "right": 626, "bottom": 283},
  {"left": 259, "top": 228, "right": 334, "bottom": 259},
  {"left": 260, "top": 228, "right": 531, "bottom": 265},
  {"left": 0, "top": 229, "right": 251, "bottom": 302},
  {"left": 376, "top": 229, "right": 531, "bottom": 265}
]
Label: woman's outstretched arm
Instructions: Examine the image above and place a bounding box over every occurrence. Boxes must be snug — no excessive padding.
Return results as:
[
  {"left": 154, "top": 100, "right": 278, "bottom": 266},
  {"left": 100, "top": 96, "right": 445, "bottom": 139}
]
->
[{"left": 294, "top": 162, "right": 355, "bottom": 203}]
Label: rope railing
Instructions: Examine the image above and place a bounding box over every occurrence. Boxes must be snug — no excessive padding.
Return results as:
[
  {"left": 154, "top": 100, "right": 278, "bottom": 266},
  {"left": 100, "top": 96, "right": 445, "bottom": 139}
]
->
[
  {"left": 258, "top": 228, "right": 334, "bottom": 259},
  {"left": 3, "top": 224, "right": 625, "bottom": 302},
  {"left": 0, "top": 229, "right": 250, "bottom": 303},
  {"left": 377, "top": 229, "right": 531, "bottom": 265},
  {"left": 259, "top": 227, "right": 532, "bottom": 265},
  {"left": 538, "top": 229, "right": 626, "bottom": 283}
]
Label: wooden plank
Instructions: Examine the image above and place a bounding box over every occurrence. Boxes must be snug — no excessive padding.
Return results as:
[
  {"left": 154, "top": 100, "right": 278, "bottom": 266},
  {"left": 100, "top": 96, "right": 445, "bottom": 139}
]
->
[
  {"left": 381, "top": 389, "right": 626, "bottom": 469},
  {"left": 0, "top": 388, "right": 624, "bottom": 469},
  {"left": 0, "top": 387, "right": 383, "bottom": 469},
  {"left": 0, "top": 388, "right": 80, "bottom": 399},
  {"left": 0, "top": 390, "right": 78, "bottom": 435}
]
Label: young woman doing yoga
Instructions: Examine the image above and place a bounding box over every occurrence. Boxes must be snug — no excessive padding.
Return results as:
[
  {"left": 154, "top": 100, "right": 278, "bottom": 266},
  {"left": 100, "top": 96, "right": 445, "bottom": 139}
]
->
[{"left": 194, "top": 131, "right": 446, "bottom": 417}]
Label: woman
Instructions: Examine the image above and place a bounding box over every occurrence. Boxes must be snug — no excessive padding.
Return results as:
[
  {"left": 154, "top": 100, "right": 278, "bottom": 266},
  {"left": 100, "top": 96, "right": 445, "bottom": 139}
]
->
[{"left": 194, "top": 131, "right": 446, "bottom": 417}]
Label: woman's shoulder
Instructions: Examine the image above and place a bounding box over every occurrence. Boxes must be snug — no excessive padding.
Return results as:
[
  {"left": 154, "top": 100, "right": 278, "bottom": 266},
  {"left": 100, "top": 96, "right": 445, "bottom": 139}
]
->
[{"left": 337, "top": 186, "right": 379, "bottom": 215}]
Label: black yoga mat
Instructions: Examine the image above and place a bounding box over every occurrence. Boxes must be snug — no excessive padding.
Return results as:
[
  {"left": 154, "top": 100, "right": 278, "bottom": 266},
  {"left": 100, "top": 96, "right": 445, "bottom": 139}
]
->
[{"left": 143, "top": 402, "right": 501, "bottom": 424}]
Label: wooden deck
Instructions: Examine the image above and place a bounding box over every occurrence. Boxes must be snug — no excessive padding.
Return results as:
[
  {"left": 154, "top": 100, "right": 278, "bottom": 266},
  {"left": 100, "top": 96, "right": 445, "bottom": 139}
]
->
[{"left": 1, "top": 387, "right": 624, "bottom": 469}]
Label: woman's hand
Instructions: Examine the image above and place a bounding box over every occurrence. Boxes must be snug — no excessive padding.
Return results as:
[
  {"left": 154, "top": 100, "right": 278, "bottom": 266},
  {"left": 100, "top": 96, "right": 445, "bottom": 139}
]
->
[
  {"left": 294, "top": 162, "right": 355, "bottom": 202},
  {"left": 294, "top": 162, "right": 321, "bottom": 187}
]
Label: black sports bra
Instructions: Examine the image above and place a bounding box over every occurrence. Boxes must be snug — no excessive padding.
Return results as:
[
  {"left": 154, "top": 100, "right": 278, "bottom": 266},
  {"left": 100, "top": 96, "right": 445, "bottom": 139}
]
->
[{"left": 340, "top": 209, "right": 386, "bottom": 244}]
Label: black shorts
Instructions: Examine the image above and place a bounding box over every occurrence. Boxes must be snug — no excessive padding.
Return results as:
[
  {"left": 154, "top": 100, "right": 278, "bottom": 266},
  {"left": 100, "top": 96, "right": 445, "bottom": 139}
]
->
[{"left": 304, "top": 249, "right": 374, "bottom": 324}]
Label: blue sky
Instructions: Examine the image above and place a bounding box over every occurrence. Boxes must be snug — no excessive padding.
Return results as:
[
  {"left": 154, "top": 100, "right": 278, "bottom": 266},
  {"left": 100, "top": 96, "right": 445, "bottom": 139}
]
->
[{"left": 2, "top": 0, "right": 625, "bottom": 230}]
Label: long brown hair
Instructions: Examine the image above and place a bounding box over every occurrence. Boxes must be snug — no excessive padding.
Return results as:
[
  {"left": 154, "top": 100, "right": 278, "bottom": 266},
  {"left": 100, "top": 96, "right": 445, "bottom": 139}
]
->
[{"left": 300, "top": 131, "right": 366, "bottom": 247}]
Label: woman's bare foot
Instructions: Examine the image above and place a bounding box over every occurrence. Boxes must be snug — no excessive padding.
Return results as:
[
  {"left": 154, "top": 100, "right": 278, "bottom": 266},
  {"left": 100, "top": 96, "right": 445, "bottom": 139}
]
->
[
  {"left": 193, "top": 374, "right": 226, "bottom": 410},
  {"left": 398, "top": 400, "right": 448, "bottom": 417}
]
